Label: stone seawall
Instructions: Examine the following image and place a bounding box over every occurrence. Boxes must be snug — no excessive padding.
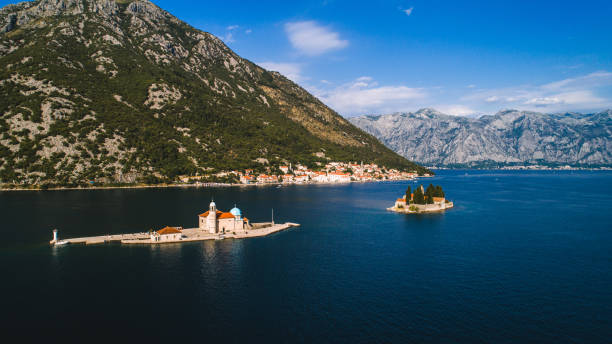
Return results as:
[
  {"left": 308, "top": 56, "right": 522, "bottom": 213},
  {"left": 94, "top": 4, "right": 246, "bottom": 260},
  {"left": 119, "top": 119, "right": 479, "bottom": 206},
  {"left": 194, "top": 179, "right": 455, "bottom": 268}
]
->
[{"left": 388, "top": 201, "right": 454, "bottom": 214}]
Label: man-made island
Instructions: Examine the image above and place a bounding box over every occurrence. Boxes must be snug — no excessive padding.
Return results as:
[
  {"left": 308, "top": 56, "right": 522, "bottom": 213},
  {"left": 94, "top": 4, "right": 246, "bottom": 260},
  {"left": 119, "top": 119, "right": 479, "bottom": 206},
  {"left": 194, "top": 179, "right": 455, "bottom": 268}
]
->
[
  {"left": 388, "top": 184, "right": 453, "bottom": 214},
  {"left": 50, "top": 201, "right": 299, "bottom": 246}
]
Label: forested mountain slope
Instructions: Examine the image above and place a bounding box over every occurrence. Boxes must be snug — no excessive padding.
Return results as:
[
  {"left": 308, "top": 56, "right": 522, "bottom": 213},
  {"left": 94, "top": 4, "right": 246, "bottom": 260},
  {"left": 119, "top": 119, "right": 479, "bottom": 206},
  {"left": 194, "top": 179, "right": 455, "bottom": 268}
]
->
[{"left": 0, "top": 0, "right": 428, "bottom": 186}]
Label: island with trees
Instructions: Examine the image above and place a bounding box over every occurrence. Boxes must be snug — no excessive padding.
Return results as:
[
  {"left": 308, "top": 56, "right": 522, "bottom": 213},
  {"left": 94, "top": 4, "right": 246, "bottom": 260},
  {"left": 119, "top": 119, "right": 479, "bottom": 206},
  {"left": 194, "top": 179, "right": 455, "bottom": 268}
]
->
[{"left": 388, "top": 184, "right": 454, "bottom": 213}]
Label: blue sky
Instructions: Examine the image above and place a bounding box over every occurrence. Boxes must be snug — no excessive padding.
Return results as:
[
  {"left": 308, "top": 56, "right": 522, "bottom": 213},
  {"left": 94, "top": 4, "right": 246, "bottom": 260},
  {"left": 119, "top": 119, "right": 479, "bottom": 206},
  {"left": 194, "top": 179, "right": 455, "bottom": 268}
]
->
[{"left": 3, "top": 0, "right": 612, "bottom": 116}]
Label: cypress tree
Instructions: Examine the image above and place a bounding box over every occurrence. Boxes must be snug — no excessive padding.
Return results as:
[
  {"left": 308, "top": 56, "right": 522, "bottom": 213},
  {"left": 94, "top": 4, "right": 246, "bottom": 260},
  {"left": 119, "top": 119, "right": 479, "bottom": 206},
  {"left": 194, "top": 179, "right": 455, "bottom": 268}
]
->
[
  {"left": 405, "top": 186, "right": 411, "bottom": 203},
  {"left": 434, "top": 185, "right": 445, "bottom": 198},
  {"left": 424, "top": 184, "right": 434, "bottom": 204},
  {"left": 413, "top": 185, "right": 425, "bottom": 204},
  {"left": 426, "top": 183, "right": 435, "bottom": 196},
  {"left": 425, "top": 189, "right": 432, "bottom": 204}
]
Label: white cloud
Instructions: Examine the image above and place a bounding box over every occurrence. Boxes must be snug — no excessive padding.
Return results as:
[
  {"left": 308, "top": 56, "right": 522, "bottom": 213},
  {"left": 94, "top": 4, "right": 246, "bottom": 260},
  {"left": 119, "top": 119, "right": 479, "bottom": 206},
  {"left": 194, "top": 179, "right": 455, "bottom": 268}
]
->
[
  {"left": 541, "top": 71, "right": 612, "bottom": 91},
  {"left": 222, "top": 32, "right": 235, "bottom": 43},
  {"left": 258, "top": 62, "right": 304, "bottom": 83},
  {"left": 435, "top": 105, "right": 478, "bottom": 116},
  {"left": 309, "top": 71, "right": 612, "bottom": 117},
  {"left": 312, "top": 77, "right": 426, "bottom": 115},
  {"left": 524, "top": 96, "right": 563, "bottom": 106},
  {"left": 462, "top": 71, "right": 612, "bottom": 113},
  {"left": 552, "top": 91, "right": 604, "bottom": 105},
  {"left": 245, "top": 29, "right": 252, "bottom": 34},
  {"left": 221, "top": 25, "right": 242, "bottom": 43},
  {"left": 285, "top": 21, "right": 348, "bottom": 56},
  {"left": 402, "top": 7, "right": 414, "bottom": 16}
]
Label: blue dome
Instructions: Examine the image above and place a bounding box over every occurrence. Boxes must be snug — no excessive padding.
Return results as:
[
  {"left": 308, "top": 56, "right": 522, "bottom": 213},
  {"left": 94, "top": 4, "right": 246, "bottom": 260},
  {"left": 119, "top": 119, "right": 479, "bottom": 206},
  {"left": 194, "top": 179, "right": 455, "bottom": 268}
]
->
[{"left": 230, "top": 207, "right": 242, "bottom": 216}]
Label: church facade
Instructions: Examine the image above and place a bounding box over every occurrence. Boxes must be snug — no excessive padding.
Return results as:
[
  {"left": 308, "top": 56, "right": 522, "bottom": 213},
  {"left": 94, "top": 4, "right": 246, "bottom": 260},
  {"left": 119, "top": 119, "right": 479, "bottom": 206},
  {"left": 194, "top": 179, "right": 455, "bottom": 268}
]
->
[{"left": 198, "top": 201, "right": 251, "bottom": 234}]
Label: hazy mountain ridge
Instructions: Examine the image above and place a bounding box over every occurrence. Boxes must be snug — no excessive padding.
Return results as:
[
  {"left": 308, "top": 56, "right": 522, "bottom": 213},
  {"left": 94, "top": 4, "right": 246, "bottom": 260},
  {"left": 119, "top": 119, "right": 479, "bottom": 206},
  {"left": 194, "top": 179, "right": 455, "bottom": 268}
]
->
[
  {"left": 350, "top": 108, "right": 612, "bottom": 168},
  {"left": 0, "top": 0, "right": 427, "bottom": 185}
]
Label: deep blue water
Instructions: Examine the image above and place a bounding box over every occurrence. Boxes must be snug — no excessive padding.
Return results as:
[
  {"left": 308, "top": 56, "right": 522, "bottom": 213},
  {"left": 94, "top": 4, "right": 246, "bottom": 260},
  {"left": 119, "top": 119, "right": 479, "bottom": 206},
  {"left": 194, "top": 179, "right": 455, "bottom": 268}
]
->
[{"left": 1, "top": 170, "right": 611, "bottom": 343}]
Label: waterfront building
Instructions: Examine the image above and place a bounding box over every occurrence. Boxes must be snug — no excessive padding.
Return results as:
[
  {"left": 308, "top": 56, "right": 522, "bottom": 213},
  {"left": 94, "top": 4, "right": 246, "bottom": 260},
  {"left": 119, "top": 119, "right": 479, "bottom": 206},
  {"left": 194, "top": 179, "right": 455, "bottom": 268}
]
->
[
  {"left": 432, "top": 197, "right": 446, "bottom": 205},
  {"left": 281, "top": 174, "right": 295, "bottom": 183},
  {"left": 312, "top": 172, "right": 328, "bottom": 183},
  {"left": 240, "top": 175, "right": 255, "bottom": 184},
  {"left": 328, "top": 172, "right": 351, "bottom": 183},
  {"left": 199, "top": 201, "right": 251, "bottom": 234},
  {"left": 151, "top": 226, "right": 183, "bottom": 242},
  {"left": 295, "top": 175, "right": 309, "bottom": 183}
]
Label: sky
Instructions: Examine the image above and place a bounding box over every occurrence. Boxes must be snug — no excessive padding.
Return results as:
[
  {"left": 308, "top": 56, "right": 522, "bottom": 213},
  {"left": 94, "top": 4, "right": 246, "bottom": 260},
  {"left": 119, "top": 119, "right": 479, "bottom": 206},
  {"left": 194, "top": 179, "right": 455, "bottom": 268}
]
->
[{"left": 3, "top": 0, "right": 612, "bottom": 117}]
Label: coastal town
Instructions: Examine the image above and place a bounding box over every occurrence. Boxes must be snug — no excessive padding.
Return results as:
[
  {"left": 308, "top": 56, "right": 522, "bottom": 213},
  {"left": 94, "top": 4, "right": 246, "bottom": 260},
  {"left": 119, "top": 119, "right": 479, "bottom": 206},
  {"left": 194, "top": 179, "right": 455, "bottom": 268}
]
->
[{"left": 180, "top": 162, "right": 429, "bottom": 186}]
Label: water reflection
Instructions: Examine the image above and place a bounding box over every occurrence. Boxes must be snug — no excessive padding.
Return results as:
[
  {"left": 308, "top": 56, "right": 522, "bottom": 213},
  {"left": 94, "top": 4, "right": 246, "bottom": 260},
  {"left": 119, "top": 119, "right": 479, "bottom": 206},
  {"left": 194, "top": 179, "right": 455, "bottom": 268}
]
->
[{"left": 2, "top": 171, "right": 612, "bottom": 342}]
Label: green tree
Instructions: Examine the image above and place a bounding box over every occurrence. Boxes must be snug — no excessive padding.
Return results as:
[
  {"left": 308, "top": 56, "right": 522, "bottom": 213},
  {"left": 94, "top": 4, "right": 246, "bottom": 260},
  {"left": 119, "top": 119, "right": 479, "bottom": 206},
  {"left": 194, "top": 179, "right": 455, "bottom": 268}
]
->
[
  {"left": 405, "top": 185, "right": 411, "bottom": 203},
  {"left": 434, "top": 185, "right": 445, "bottom": 198},
  {"left": 425, "top": 183, "right": 435, "bottom": 204},
  {"left": 413, "top": 185, "right": 425, "bottom": 204}
]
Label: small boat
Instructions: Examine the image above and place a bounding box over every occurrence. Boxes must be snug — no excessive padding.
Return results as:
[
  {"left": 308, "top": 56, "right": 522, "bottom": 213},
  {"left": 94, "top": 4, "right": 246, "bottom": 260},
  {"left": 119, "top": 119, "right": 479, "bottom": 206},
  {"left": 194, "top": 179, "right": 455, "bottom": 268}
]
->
[
  {"left": 216, "top": 235, "right": 225, "bottom": 240},
  {"left": 54, "top": 240, "right": 69, "bottom": 246},
  {"left": 276, "top": 184, "right": 282, "bottom": 188}
]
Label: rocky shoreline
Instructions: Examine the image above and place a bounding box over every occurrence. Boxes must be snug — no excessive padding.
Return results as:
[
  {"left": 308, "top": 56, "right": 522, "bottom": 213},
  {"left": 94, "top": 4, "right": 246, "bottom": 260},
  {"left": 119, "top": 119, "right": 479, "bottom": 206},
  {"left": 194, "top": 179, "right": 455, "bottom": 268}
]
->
[{"left": 387, "top": 201, "right": 454, "bottom": 214}]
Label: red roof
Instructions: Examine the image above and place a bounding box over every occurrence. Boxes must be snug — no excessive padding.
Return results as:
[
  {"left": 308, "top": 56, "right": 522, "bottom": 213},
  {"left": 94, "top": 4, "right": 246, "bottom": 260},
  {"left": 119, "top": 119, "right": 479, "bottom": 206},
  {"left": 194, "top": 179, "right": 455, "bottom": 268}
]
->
[
  {"left": 156, "top": 226, "right": 182, "bottom": 235},
  {"left": 199, "top": 210, "right": 223, "bottom": 217},
  {"left": 218, "top": 212, "right": 235, "bottom": 219}
]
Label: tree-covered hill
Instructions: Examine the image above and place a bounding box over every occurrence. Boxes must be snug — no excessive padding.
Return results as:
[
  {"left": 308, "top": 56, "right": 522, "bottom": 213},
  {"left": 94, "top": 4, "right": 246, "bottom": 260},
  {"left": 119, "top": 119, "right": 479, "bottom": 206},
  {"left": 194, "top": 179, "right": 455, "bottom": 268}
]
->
[{"left": 0, "top": 0, "right": 429, "bottom": 186}]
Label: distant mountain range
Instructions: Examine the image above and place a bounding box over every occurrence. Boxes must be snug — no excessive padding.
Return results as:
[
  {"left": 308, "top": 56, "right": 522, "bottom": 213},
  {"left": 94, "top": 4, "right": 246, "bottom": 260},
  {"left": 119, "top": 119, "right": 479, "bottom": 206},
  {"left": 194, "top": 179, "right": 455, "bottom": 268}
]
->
[
  {"left": 0, "top": 0, "right": 426, "bottom": 186},
  {"left": 350, "top": 108, "right": 612, "bottom": 168}
]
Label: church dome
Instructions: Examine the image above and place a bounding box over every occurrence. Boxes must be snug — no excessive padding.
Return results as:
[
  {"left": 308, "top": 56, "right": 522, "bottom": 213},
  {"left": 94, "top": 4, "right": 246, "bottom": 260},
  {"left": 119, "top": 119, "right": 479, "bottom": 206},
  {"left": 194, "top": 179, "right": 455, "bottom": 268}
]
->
[
  {"left": 230, "top": 207, "right": 241, "bottom": 217},
  {"left": 210, "top": 201, "right": 216, "bottom": 208}
]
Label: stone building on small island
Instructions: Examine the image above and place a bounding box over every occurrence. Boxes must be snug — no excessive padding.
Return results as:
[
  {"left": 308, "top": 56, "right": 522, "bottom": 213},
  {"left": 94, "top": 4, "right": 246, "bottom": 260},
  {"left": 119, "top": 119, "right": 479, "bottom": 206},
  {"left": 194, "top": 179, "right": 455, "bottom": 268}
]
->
[
  {"left": 390, "top": 184, "right": 453, "bottom": 214},
  {"left": 55, "top": 200, "right": 299, "bottom": 246},
  {"left": 199, "top": 201, "right": 252, "bottom": 234},
  {"left": 151, "top": 226, "right": 183, "bottom": 242}
]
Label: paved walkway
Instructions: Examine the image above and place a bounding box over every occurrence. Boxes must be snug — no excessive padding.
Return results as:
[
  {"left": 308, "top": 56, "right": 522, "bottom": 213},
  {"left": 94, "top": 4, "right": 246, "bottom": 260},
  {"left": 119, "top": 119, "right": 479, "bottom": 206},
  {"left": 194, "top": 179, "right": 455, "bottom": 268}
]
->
[{"left": 51, "top": 223, "right": 300, "bottom": 246}]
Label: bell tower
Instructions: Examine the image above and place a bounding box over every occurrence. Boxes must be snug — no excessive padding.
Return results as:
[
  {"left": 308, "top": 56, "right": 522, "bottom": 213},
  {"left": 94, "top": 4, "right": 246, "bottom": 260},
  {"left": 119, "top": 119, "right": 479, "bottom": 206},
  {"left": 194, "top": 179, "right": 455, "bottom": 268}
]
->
[{"left": 207, "top": 200, "right": 217, "bottom": 234}]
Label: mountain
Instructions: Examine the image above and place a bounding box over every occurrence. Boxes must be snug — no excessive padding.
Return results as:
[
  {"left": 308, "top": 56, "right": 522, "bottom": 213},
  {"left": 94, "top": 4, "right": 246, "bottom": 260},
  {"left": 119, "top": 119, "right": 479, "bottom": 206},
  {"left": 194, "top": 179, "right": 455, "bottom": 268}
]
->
[
  {"left": 350, "top": 108, "right": 612, "bottom": 168},
  {"left": 0, "top": 0, "right": 428, "bottom": 186}
]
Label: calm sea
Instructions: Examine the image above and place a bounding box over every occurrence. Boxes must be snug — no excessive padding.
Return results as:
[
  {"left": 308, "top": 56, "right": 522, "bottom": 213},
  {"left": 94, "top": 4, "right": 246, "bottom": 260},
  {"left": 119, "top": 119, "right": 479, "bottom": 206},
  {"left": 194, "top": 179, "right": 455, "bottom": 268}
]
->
[{"left": 1, "top": 170, "right": 611, "bottom": 343}]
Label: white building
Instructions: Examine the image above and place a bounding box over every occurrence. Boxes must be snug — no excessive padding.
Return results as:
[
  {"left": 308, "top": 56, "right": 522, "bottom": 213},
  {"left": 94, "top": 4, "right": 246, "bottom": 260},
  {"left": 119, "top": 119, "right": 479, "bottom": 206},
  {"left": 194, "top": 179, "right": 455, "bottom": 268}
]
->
[
  {"left": 312, "top": 172, "right": 329, "bottom": 183},
  {"left": 199, "top": 201, "right": 251, "bottom": 234},
  {"left": 328, "top": 172, "right": 351, "bottom": 183},
  {"left": 150, "top": 226, "right": 183, "bottom": 242}
]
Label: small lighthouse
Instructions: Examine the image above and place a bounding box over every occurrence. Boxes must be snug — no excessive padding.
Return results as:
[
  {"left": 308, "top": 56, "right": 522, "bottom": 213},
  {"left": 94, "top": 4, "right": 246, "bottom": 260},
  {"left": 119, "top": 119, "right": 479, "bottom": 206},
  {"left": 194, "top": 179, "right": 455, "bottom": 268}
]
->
[{"left": 51, "top": 229, "right": 58, "bottom": 244}]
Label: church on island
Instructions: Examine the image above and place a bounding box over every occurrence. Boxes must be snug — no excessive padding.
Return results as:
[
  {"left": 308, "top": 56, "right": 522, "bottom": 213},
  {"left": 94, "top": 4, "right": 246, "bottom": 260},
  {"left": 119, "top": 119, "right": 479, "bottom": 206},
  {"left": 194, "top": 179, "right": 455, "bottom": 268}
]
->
[
  {"left": 198, "top": 201, "right": 252, "bottom": 234},
  {"left": 52, "top": 201, "right": 299, "bottom": 246},
  {"left": 150, "top": 201, "right": 252, "bottom": 243}
]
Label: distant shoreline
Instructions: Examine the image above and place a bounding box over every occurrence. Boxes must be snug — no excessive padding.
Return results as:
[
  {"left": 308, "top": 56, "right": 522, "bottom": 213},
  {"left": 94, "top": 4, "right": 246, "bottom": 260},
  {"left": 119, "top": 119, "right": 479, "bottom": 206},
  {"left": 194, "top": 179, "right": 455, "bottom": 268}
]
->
[
  {"left": 428, "top": 166, "right": 612, "bottom": 171},
  {"left": 3, "top": 168, "right": 610, "bottom": 192},
  {"left": 0, "top": 178, "right": 425, "bottom": 192}
]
